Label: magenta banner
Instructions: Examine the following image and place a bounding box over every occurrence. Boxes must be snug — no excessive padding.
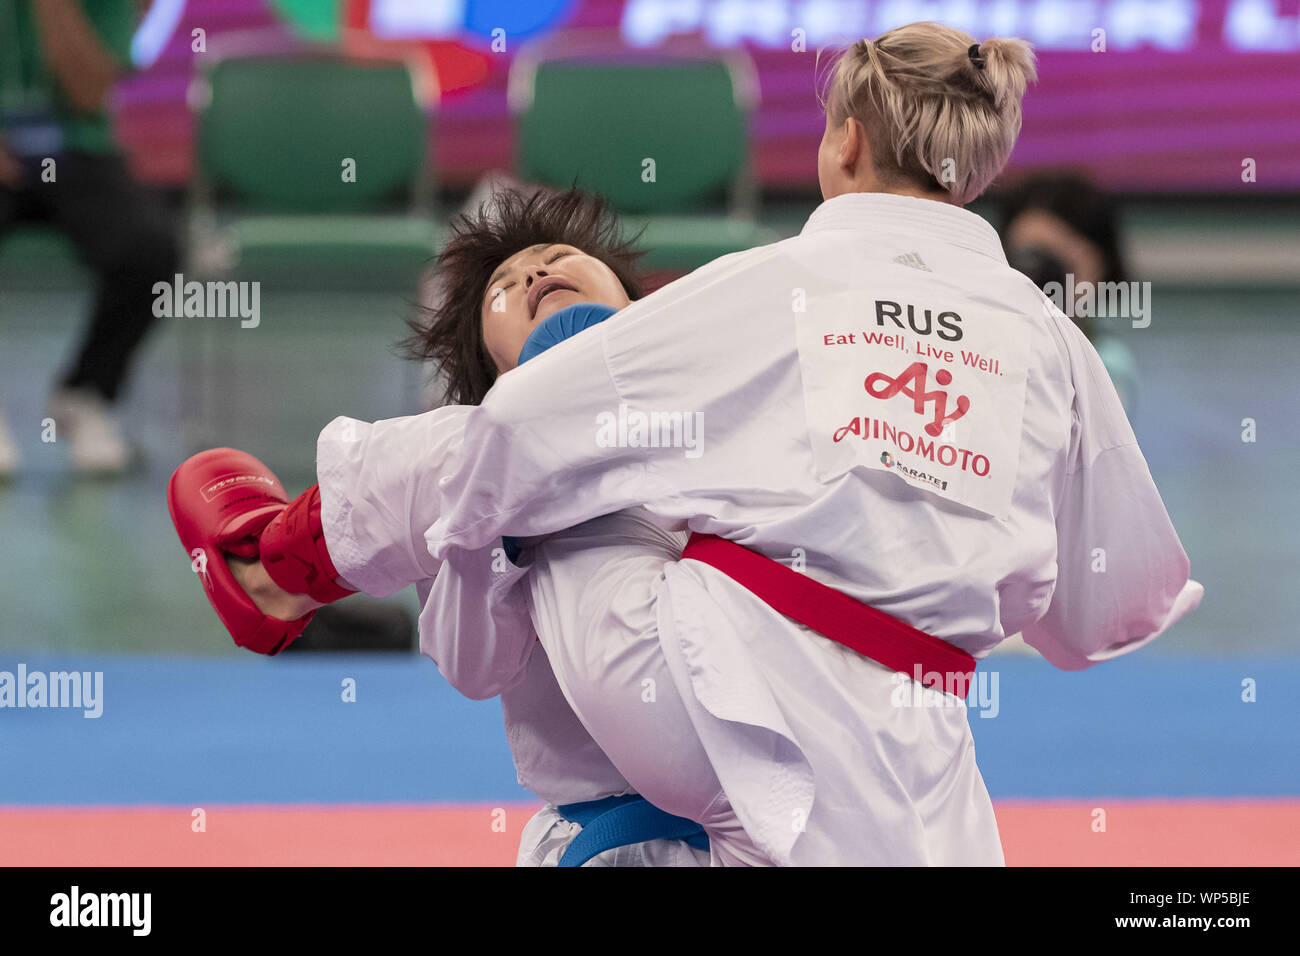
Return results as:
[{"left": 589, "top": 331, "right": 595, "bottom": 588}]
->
[{"left": 116, "top": 0, "right": 1300, "bottom": 191}]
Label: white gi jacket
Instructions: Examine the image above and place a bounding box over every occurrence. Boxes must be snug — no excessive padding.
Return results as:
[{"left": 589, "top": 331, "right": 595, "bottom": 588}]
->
[
  {"left": 317, "top": 407, "right": 710, "bottom": 866},
  {"left": 322, "top": 192, "right": 1202, "bottom": 865}
]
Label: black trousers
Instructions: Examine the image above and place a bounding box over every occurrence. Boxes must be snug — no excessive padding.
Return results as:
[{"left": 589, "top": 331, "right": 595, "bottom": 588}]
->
[{"left": 0, "top": 150, "right": 179, "bottom": 403}]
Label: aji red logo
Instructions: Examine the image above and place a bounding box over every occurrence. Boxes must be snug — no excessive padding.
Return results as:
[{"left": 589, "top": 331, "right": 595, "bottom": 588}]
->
[{"left": 864, "top": 361, "right": 970, "bottom": 437}]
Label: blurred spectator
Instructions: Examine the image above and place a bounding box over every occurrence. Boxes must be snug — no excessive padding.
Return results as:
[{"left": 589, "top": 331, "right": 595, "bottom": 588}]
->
[
  {"left": 998, "top": 171, "right": 1139, "bottom": 416},
  {"left": 0, "top": 0, "right": 179, "bottom": 476}
]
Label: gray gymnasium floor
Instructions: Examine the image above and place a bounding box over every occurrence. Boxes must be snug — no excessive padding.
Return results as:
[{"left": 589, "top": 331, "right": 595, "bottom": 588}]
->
[{"left": 0, "top": 242, "right": 1296, "bottom": 659}]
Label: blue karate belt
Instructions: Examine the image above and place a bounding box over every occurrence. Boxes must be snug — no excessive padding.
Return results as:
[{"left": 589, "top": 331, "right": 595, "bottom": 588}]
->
[{"left": 555, "top": 794, "right": 709, "bottom": 867}]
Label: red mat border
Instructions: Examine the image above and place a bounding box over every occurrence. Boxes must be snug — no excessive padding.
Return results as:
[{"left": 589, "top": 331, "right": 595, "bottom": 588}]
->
[{"left": 1, "top": 799, "right": 1296, "bottom": 866}]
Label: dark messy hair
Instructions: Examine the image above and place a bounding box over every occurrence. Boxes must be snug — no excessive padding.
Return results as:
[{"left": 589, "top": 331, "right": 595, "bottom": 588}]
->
[{"left": 400, "top": 186, "right": 646, "bottom": 406}]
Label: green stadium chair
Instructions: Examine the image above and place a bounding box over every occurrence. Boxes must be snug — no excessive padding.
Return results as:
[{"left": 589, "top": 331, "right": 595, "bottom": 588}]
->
[
  {"left": 510, "top": 42, "right": 780, "bottom": 272},
  {"left": 182, "top": 40, "right": 439, "bottom": 450},
  {"left": 190, "top": 45, "right": 439, "bottom": 279}
]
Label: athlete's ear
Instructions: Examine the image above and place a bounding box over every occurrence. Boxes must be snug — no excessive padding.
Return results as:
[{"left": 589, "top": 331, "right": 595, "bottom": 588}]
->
[{"left": 840, "top": 116, "right": 867, "bottom": 174}]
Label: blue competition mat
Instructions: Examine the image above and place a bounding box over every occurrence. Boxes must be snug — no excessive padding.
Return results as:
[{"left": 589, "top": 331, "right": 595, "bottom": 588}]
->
[{"left": 1, "top": 653, "right": 1295, "bottom": 805}]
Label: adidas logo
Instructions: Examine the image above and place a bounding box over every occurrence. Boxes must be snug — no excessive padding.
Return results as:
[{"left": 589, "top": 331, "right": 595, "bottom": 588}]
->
[{"left": 893, "top": 252, "right": 931, "bottom": 272}]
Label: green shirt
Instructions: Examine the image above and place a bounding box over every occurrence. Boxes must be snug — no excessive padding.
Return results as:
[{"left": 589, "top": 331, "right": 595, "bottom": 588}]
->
[{"left": 0, "top": 0, "right": 137, "bottom": 155}]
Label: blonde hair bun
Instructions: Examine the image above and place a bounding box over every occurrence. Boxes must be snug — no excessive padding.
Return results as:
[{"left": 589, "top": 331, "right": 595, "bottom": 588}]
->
[{"left": 823, "top": 22, "right": 1038, "bottom": 204}]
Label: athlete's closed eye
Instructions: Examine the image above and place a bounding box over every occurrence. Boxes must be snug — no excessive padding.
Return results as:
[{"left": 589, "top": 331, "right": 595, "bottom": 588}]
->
[{"left": 486, "top": 248, "right": 574, "bottom": 306}]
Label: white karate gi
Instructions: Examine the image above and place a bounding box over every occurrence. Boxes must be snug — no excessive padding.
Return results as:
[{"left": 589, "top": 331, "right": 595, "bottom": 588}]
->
[
  {"left": 402, "top": 192, "right": 1203, "bottom": 865},
  {"left": 317, "top": 406, "right": 709, "bottom": 867}
]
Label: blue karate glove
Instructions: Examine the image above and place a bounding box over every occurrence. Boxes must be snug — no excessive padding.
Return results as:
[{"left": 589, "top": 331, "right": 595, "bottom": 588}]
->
[{"left": 517, "top": 302, "right": 619, "bottom": 366}]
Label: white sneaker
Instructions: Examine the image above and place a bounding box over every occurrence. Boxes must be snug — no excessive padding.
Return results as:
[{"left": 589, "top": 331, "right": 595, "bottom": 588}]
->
[
  {"left": 0, "top": 412, "right": 20, "bottom": 479},
  {"left": 47, "top": 388, "right": 133, "bottom": 475}
]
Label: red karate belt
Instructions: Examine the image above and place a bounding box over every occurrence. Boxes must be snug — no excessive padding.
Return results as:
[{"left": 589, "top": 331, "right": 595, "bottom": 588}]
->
[{"left": 681, "top": 533, "right": 976, "bottom": 697}]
